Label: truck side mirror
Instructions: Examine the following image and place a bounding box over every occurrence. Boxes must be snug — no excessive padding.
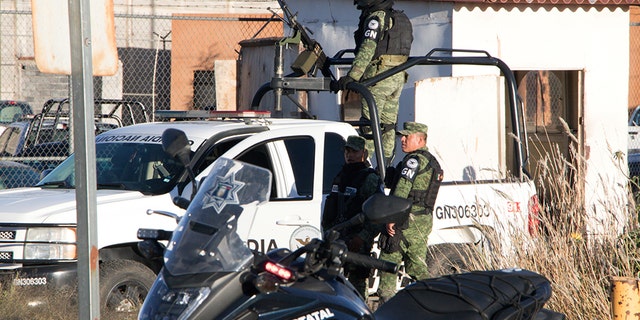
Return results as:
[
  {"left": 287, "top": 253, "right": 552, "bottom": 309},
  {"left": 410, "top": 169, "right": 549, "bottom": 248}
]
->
[
  {"left": 161, "top": 128, "right": 191, "bottom": 166},
  {"left": 162, "top": 128, "right": 199, "bottom": 199},
  {"left": 40, "top": 168, "right": 54, "bottom": 180}
]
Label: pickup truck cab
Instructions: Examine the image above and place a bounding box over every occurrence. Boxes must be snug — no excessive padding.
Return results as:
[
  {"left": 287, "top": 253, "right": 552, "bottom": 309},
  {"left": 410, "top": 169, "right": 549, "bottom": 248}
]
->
[{"left": 0, "top": 115, "right": 357, "bottom": 311}]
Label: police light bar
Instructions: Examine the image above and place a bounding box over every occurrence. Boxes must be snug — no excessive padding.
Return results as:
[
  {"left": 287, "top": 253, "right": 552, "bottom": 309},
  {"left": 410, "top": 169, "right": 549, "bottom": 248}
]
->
[{"left": 155, "top": 110, "right": 271, "bottom": 120}]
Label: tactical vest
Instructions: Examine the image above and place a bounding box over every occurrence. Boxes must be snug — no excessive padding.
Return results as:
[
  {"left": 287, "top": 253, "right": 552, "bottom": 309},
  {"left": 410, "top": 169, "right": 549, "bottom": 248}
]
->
[
  {"left": 390, "top": 149, "right": 443, "bottom": 214},
  {"left": 376, "top": 9, "right": 413, "bottom": 58},
  {"left": 354, "top": 9, "right": 413, "bottom": 59},
  {"left": 322, "top": 167, "right": 378, "bottom": 230}
]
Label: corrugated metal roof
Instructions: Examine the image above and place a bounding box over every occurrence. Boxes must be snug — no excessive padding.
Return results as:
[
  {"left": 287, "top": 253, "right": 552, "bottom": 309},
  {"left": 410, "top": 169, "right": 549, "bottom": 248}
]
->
[{"left": 432, "top": 0, "right": 640, "bottom": 5}]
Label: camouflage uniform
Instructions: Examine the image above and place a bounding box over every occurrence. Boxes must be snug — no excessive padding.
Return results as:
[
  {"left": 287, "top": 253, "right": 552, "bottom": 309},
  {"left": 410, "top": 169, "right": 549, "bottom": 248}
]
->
[
  {"left": 377, "top": 122, "right": 436, "bottom": 302},
  {"left": 347, "top": 9, "right": 410, "bottom": 165},
  {"left": 321, "top": 136, "right": 382, "bottom": 299}
]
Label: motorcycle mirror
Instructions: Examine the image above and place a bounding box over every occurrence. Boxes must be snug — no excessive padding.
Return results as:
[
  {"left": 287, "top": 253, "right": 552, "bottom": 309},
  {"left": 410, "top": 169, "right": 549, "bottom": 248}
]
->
[
  {"left": 173, "top": 196, "right": 191, "bottom": 210},
  {"left": 161, "top": 128, "right": 191, "bottom": 167},
  {"left": 362, "top": 193, "right": 412, "bottom": 224}
]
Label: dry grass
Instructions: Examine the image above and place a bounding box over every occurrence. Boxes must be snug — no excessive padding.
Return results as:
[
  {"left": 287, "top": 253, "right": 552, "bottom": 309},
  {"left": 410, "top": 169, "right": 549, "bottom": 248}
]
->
[
  {"left": 0, "top": 286, "right": 78, "bottom": 320},
  {"left": 457, "top": 128, "right": 640, "bottom": 319},
  {"left": 523, "top": 131, "right": 639, "bottom": 319},
  {"left": 0, "top": 285, "right": 137, "bottom": 320}
]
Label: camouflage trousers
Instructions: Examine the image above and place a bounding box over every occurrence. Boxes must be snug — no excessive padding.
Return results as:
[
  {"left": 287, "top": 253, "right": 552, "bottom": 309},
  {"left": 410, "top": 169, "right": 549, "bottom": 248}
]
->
[
  {"left": 361, "top": 65, "right": 407, "bottom": 164},
  {"left": 377, "top": 213, "right": 433, "bottom": 302},
  {"left": 345, "top": 263, "right": 370, "bottom": 300},
  {"left": 345, "top": 236, "right": 377, "bottom": 300}
]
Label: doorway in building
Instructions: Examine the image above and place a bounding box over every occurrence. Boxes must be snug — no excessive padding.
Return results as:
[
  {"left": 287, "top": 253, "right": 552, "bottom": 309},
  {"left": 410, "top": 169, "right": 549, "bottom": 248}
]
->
[{"left": 516, "top": 70, "right": 584, "bottom": 226}]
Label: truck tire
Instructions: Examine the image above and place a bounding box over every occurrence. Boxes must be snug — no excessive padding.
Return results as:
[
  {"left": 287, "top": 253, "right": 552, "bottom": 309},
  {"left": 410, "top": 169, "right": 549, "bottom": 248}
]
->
[
  {"left": 426, "top": 243, "right": 476, "bottom": 277},
  {"left": 99, "top": 259, "right": 156, "bottom": 314}
]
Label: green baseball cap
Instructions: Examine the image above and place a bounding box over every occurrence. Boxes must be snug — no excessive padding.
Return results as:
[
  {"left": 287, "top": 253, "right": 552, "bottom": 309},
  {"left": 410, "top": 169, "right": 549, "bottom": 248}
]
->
[
  {"left": 344, "top": 135, "right": 366, "bottom": 151},
  {"left": 397, "top": 121, "right": 428, "bottom": 136}
]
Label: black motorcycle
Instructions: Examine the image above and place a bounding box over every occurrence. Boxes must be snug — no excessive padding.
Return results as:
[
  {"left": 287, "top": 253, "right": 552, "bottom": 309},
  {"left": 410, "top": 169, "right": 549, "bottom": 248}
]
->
[{"left": 136, "top": 152, "right": 564, "bottom": 319}]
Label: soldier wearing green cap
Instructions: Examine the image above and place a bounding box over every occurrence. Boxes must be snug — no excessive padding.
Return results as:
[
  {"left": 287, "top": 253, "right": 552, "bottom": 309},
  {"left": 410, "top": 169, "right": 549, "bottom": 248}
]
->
[
  {"left": 322, "top": 135, "right": 382, "bottom": 299},
  {"left": 377, "top": 121, "right": 443, "bottom": 303}
]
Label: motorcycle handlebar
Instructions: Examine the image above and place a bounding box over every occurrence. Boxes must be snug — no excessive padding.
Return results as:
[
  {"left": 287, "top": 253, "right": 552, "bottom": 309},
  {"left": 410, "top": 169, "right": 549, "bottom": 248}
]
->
[{"left": 344, "top": 251, "right": 398, "bottom": 274}]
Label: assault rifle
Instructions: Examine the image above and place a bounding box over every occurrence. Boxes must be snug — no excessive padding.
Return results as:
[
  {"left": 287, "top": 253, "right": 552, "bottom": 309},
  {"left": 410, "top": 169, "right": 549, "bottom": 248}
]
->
[{"left": 277, "top": 0, "right": 332, "bottom": 78}]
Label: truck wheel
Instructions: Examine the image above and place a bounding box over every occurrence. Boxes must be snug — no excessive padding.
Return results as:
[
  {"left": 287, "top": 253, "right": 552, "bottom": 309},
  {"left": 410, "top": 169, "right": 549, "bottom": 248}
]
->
[
  {"left": 99, "top": 259, "right": 156, "bottom": 314},
  {"left": 426, "top": 243, "right": 476, "bottom": 277}
]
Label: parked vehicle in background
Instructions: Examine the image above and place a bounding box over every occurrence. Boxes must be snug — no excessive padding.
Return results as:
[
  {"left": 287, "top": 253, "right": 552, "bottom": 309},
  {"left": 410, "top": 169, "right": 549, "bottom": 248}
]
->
[
  {"left": 0, "top": 100, "right": 33, "bottom": 135},
  {"left": 629, "top": 105, "right": 640, "bottom": 152},
  {"left": 0, "top": 98, "right": 149, "bottom": 173},
  {"left": 628, "top": 107, "right": 640, "bottom": 196},
  {"left": 0, "top": 160, "right": 40, "bottom": 189}
]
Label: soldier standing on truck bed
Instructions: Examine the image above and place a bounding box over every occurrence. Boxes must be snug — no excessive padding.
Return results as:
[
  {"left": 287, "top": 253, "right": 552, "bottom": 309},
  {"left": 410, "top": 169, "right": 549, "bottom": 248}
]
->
[
  {"left": 336, "top": 0, "right": 413, "bottom": 166},
  {"left": 377, "top": 122, "right": 443, "bottom": 303}
]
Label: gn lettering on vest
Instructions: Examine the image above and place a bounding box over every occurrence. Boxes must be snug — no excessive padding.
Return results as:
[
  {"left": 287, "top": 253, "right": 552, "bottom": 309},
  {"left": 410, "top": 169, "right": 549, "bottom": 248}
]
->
[
  {"left": 364, "top": 29, "right": 378, "bottom": 40},
  {"left": 401, "top": 167, "right": 415, "bottom": 179}
]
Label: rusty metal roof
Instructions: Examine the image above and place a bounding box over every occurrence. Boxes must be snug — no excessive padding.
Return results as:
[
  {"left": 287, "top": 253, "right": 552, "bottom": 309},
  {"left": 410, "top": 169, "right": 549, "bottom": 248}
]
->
[{"left": 432, "top": 0, "right": 640, "bottom": 5}]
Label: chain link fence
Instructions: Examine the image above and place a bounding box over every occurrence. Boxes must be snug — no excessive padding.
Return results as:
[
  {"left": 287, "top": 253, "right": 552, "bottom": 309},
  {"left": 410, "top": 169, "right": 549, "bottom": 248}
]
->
[
  {"left": 630, "top": 7, "right": 640, "bottom": 114},
  {"left": 0, "top": 6, "right": 283, "bottom": 188}
]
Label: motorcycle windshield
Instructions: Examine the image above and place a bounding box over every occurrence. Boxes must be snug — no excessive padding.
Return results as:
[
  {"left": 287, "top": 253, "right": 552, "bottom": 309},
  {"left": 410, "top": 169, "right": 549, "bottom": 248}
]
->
[{"left": 163, "top": 158, "right": 271, "bottom": 276}]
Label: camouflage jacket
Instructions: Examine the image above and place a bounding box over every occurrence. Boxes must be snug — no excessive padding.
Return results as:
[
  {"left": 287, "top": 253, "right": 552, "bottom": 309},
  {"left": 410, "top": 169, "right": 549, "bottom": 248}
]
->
[
  {"left": 348, "top": 10, "right": 388, "bottom": 81},
  {"left": 391, "top": 146, "right": 434, "bottom": 214}
]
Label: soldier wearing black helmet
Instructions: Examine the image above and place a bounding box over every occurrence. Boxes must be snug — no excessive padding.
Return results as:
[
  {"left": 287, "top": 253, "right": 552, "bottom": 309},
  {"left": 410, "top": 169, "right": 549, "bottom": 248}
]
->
[{"left": 336, "top": 0, "right": 413, "bottom": 166}]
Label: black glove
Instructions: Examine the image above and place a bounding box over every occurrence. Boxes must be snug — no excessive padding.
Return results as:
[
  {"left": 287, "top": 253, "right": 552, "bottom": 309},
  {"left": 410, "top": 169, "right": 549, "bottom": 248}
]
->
[
  {"left": 338, "top": 75, "right": 355, "bottom": 90},
  {"left": 384, "top": 166, "right": 397, "bottom": 188},
  {"left": 329, "top": 80, "right": 340, "bottom": 93},
  {"left": 348, "top": 235, "right": 365, "bottom": 252}
]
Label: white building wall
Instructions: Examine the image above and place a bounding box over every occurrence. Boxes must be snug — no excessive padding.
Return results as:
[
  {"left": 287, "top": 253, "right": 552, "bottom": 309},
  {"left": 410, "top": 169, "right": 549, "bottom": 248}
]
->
[
  {"left": 292, "top": 0, "right": 454, "bottom": 125},
  {"left": 452, "top": 5, "right": 630, "bottom": 235}
]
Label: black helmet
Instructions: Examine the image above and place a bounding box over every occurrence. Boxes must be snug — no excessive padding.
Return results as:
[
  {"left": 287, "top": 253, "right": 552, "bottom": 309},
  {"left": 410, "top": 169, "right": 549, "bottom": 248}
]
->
[
  {"left": 354, "top": 0, "right": 382, "bottom": 5},
  {"left": 354, "top": 0, "right": 391, "bottom": 10}
]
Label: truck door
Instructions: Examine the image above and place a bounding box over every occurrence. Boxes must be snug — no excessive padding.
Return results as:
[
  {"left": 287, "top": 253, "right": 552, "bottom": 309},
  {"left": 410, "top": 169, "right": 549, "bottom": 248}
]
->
[
  {"left": 516, "top": 70, "right": 584, "bottom": 210},
  {"left": 215, "top": 127, "right": 343, "bottom": 253}
]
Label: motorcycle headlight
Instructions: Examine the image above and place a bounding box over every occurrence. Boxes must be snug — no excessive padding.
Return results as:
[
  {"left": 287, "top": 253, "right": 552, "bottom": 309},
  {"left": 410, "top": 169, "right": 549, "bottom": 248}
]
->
[
  {"left": 24, "top": 227, "right": 77, "bottom": 260},
  {"left": 139, "top": 273, "right": 211, "bottom": 320},
  {"left": 176, "top": 286, "right": 210, "bottom": 320}
]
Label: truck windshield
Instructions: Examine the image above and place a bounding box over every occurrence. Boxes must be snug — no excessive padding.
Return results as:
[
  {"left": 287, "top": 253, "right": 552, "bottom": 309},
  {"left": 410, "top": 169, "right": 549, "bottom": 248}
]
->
[{"left": 37, "top": 142, "right": 185, "bottom": 195}]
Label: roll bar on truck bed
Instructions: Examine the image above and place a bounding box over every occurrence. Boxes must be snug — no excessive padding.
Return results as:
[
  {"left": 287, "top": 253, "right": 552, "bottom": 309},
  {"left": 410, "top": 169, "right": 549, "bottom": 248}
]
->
[{"left": 250, "top": 47, "right": 531, "bottom": 184}]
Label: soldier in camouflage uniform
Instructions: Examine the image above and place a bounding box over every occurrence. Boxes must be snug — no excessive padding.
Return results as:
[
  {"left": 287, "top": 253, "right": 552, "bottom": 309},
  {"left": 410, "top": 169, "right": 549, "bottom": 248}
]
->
[
  {"left": 377, "top": 122, "right": 443, "bottom": 303},
  {"left": 337, "top": 0, "right": 413, "bottom": 166},
  {"left": 322, "top": 135, "right": 382, "bottom": 299}
]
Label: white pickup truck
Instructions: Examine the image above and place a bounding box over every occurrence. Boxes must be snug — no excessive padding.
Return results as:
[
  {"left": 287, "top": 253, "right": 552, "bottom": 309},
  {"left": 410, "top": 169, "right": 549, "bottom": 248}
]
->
[
  {"left": 0, "top": 115, "right": 357, "bottom": 311},
  {"left": 0, "top": 46, "right": 540, "bottom": 313}
]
